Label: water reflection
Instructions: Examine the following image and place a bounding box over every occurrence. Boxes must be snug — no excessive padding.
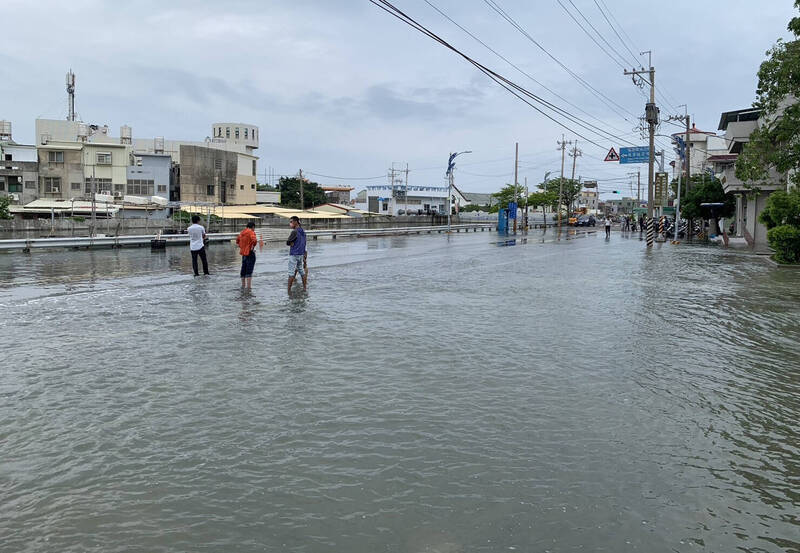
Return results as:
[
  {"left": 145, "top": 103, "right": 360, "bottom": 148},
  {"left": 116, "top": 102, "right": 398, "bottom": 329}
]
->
[{"left": 0, "top": 230, "right": 797, "bottom": 553}]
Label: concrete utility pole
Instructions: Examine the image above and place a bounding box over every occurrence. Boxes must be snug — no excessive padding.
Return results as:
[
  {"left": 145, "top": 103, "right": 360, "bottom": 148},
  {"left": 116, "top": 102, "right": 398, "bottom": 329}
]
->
[
  {"left": 557, "top": 135, "right": 572, "bottom": 228},
  {"left": 569, "top": 141, "right": 582, "bottom": 214},
  {"left": 667, "top": 106, "right": 691, "bottom": 238},
  {"left": 446, "top": 150, "right": 471, "bottom": 233},
  {"left": 404, "top": 163, "right": 409, "bottom": 216},
  {"left": 625, "top": 52, "right": 659, "bottom": 247},
  {"left": 513, "top": 142, "right": 519, "bottom": 233},
  {"left": 298, "top": 169, "right": 305, "bottom": 211}
]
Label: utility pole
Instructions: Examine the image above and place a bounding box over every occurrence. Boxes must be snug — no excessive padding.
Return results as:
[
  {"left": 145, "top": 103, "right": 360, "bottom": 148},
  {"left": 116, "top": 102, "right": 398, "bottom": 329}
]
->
[
  {"left": 625, "top": 52, "right": 658, "bottom": 247},
  {"left": 569, "top": 141, "right": 582, "bottom": 215},
  {"left": 446, "top": 150, "right": 471, "bottom": 233},
  {"left": 557, "top": 135, "right": 572, "bottom": 228},
  {"left": 524, "top": 176, "right": 528, "bottom": 230},
  {"left": 667, "top": 106, "right": 690, "bottom": 238},
  {"left": 298, "top": 169, "right": 304, "bottom": 211},
  {"left": 404, "top": 163, "right": 409, "bottom": 216},
  {"left": 513, "top": 142, "right": 519, "bottom": 233}
]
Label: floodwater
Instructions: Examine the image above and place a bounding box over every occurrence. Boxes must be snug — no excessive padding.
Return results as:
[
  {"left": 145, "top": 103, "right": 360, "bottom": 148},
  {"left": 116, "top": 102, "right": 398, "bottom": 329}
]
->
[{"left": 0, "top": 229, "right": 798, "bottom": 553}]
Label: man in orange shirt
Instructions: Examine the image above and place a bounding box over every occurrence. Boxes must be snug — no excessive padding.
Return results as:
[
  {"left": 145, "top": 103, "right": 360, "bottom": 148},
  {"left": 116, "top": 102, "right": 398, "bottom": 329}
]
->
[{"left": 236, "top": 221, "right": 258, "bottom": 289}]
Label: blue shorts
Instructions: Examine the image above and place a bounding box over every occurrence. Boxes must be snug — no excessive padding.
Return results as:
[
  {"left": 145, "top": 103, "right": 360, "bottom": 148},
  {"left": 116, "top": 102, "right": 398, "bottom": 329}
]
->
[
  {"left": 240, "top": 252, "right": 256, "bottom": 278},
  {"left": 288, "top": 254, "right": 305, "bottom": 277}
]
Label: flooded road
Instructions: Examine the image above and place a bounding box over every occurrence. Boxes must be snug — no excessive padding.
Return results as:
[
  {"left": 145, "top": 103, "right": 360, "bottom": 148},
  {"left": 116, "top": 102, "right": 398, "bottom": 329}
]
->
[{"left": 1, "top": 229, "right": 798, "bottom": 552}]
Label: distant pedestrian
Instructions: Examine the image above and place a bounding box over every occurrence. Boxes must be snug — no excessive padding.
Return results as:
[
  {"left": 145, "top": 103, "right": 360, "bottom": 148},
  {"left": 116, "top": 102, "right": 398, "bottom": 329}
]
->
[
  {"left": 236, "top": 221, "right": 258, "bottom": 289},
  {"left": 603, "top": 216, "right": 612, "bottom": 238},
  {"left": 286, "top": 216, "right": 307, "bottom": 294},
  {"left": 187, "top": 215, "right": 209, "bottom": 276},
  {"left": 638, "top": 215, "right": 645, "bottom": 231}
]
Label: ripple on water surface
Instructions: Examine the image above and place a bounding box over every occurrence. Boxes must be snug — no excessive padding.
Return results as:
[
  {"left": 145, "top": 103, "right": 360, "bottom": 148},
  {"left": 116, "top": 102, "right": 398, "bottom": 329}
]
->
[{"left": 0, "top": 231, "right": 798, "bottom": 552}]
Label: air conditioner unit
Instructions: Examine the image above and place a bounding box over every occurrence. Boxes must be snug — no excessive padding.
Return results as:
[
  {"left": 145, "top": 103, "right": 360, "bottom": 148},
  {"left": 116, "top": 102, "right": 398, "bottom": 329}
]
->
[
  {"left": 51, "top": 187, "right": 60, "bottom": 193},
  {"left": 9, "top": 193, "right": 19, "bottom": 201},
  {"left": 113, "top": 191, "right": 123, "bottom": 199},
  {"left": 40, "top": 134, "right": 50, "bottom": 145}
]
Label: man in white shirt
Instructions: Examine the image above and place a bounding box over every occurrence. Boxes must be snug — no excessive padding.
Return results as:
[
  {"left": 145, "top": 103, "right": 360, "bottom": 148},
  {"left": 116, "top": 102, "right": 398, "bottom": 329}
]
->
[
  {"left": 187, "top": 215, "right": 209, "bottom": 276},
  {"left": 603, "top": 216, "right": 612, "bottom": 238}
]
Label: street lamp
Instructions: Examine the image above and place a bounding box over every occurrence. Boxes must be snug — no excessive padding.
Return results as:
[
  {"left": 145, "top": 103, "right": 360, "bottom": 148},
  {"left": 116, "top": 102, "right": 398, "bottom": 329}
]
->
[{"left": 445, "top": 150, "right": 472, "bottom": 233}]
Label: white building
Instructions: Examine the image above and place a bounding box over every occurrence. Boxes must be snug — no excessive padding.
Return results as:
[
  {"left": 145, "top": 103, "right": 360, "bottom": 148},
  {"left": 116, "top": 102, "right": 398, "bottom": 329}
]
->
[
  {"left": 355, "top": 184, "right": 470, "bottom": 215},
  {"left": 708, "top": 107, "right": 787, "bottom": 247}
]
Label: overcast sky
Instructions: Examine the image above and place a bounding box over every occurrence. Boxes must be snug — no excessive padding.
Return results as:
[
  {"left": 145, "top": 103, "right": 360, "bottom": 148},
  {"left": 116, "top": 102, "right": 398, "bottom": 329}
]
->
[{"left": 1, "top": 0, "right": 797, "bottom": 198}]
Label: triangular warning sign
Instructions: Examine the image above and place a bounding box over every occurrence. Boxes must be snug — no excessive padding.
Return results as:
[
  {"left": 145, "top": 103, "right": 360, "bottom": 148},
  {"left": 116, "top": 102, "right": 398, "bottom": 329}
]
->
[{"left": 604, "top": 147, "right": 620, "bottom": 162}]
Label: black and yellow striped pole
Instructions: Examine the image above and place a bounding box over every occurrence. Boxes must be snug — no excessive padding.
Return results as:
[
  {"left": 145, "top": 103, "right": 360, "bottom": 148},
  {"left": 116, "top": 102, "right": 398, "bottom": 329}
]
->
[{"left": 646, "top": 217, "right": 654, "bottom": 247}]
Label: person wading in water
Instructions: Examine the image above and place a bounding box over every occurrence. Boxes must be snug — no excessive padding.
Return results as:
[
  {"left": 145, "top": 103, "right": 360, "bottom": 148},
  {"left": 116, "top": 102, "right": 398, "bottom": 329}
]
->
[{"left": 286, "top": 216, "right": 307, "bottom": 294}]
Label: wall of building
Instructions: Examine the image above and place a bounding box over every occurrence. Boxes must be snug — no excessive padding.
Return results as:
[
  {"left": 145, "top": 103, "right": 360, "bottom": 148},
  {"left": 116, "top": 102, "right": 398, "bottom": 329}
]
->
[
  {"left": 127, "top": 154, "right": 171, "bottom": 199},
  {"left": 178, "top": 145, "right": 238, "bottom": 204},
  {"left": 37, "top": 143, "right": 84, "bottom": 200},
  {"left": 83, "top": 143, "right": 130, "bottom": 195}
]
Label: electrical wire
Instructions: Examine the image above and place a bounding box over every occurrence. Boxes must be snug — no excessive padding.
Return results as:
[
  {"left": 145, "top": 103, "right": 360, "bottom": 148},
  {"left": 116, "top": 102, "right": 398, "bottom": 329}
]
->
[
  {"left": 556, "top": 0, "right": 630, "bottom": 70},
  {"left": 304, "top": 171, "right": 387, "bottom": 180},
  {"left": 482, "top": 0, "right": 639, "bottom": 122},
  {"left": 369, "top": 0, "right": 637, "bottom": 150},
  {"left": 423, "top": 0, "right": 630, "bottom": 137}
]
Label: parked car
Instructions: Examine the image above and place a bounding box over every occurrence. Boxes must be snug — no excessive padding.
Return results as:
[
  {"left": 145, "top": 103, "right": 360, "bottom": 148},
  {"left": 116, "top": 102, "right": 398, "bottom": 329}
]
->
[{"left": 576, "top": 215, "right": 596, "bottom": 227}]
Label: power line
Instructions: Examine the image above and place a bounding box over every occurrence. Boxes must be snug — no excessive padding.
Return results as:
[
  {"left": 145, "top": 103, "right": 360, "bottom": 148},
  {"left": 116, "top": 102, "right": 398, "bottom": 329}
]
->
[
  {"left": 482, "top": 0, "right": 639, "bottom": 123},
  {"left": 592, "top": 0, "right": 641, "bottom": 68},
  {"left": 304, "top": 171, "right": 386, "bottom": 180},
  {"left": 369, "top": 0, "right": 638, "bottom": 150},
  {"left": 556, "top": 0, "right": 630, "bottom": 70},
  {"left": 423, "top": 0, "right": 630, "bottom": 137}
]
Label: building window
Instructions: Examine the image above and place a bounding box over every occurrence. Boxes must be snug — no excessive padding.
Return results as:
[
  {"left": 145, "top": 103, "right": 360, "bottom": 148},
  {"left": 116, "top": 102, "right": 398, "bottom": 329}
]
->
[
  {"left": 114, "top": 183, "right": 124, "bottom": 192},
  {"left": 4, "top": 153, "right": 11, "bottom": 161},
  {"left": 382, "top": 203, "right": 388, "bottom": 211},
  {"left": 85, "top": 178, "right": 112, "bottom": 193},
  {"left": 244, "top": 128, "right": 248, "bottom": 139},
  {"left": 9, "top": 180, "right": 21, "bottom": 193},
  {"left": 0, "top": 178, "right": 4, "bottom": 190},
  {"left": 252, "top": 160, "right": 256, "bottom": 176},
  {"left": 226, "top": 127, "right": 230, "bottom": 139},
  {"left": 96, "top": 152, "right": 112, "bottom": 165},
  {"left": 251, "top": 184, "right": 255, "bottom": 189},
  {"left": 43, "top": 177, "right": 61, "bottom": 193},
  {"left": 48, "top": 151, "right": 64, "bottom": 163},
  {"left": 25, "top": 181, "right": 36, "bottom": 190},
  {"left": 240, "top": 185, "right": 244, "bottom": 190},
  {"left": 157, "top": 185, "right": 167, "bottom": 193},
  {"left": 71, "top": 182, "right": 81, "bottom": 191},
  {"left": 229, "top": 183, "right": 235, "bottom": 190},
  {"left": 126, "top": 179, "right": 154, "bottom": 196},
  {"left": 207, "top": 184, "right": 215, "bottom": 196},
  {"left": 235, "top": 127, "right": 240, "bottom": 139},
  {"left": 252, "top": 129, "right": 256, "bottom": 140},
  {"left": 214, "top": 159, "right": 223, "bottom": 170}
]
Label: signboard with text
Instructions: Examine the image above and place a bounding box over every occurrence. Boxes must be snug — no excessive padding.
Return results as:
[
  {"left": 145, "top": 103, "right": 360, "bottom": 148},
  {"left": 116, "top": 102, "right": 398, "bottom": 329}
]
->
[
  {"left": 654, "top": 172, "right": 669, "bottom": 207},
  {"left": 619, "top": 146, "right": 651, "bottom": 164},
  {"left": 508, "top": 202, "right": 517, "bottom": 219}
]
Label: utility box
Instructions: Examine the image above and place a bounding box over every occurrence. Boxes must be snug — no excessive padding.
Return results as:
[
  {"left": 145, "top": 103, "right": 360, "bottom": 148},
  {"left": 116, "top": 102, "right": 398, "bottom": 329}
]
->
[{"left": 497, "top": 208, "right": 509, "bottom": 233}]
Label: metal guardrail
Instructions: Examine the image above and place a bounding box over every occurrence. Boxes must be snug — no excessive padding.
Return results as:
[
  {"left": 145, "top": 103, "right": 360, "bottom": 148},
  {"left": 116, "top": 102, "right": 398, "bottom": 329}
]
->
[
  {"left": 0, "top": 224, "right": 495, "bottom": 252},
  {"left": 0, "top": 233, "right": 239, "bottom": 252}
]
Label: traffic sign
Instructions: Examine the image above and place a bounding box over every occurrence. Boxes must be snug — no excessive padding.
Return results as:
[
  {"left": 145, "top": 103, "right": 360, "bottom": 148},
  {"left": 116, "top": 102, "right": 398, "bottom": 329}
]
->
[
  {"left": 654, "top": 172, "right": 669, "bottom": 207},
  {"left": 619, "top": 146, "right": 651, "bottom": 164},
  {"left": 508, "top": 201, "right": 517, "bottom": 219},
  {"left": 604, "top": 147, "right": 620, "bottom": 162}
]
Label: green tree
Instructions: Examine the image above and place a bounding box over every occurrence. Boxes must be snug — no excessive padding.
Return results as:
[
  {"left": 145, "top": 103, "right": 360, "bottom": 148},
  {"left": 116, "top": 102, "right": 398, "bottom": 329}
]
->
[
  {"left": 539, "top": 178, "right": 581, "bottom": 213},
  {"left": 735, "top": 1, "right": 800, "bottom": 189},
  {"left": 527, "top": 190, "right": 557, "bottom": 210},
  {"left": 758, "top": 187, "right": 800, "bottom": 229},
  {"left": 0, "top": 195, "right": 11, "bottom": 220},
  {"left": 491, "top": 183, "right": 527, "bottom": 209},
  {"left": 679, "top": 175, "right": 735, "bottom": 234},
  {"left": 278, "top": 176, "right": 327, "bottom": 210}
]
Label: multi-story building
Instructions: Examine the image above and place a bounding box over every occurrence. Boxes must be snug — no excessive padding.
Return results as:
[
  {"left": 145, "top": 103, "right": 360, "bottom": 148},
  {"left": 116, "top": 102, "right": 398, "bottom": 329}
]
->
[
  {"left": 35, "top": 119, "right": 132, "bottom": 200},
  {"left": 578, "top": 189, "right": 598, "bottom": 213},
  {"left": 177, "top": 146, "right": 238, "bottom": 204},
  {"left": 321, "top": 186, "right": 353, "bottom": 204},
  {"left": 0, "top": 120, "right": 39, "bottom": 204},
  {"left": 133, "top": 122, "right": 259, "bottom": 205},
  {"left": 671, "top": 123, "right": 728, "bottom": 175},
  {"left": 128, "top": 153, "right": 173, "bottom": 200},
  {"left": 708, "top": 107, "right": 787, "bottom": 247}
]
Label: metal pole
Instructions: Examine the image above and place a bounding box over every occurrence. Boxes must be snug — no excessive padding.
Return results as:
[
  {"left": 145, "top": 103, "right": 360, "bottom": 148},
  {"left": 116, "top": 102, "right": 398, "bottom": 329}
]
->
[
  {"left": 447, "top": 170, "right": 453, "bottom": 233},
  {"left": 513, "top": 142, "right": 518, "bottom": 233},
  {"left": 558, "top": 135, "right": 567, "bottom": 228}
]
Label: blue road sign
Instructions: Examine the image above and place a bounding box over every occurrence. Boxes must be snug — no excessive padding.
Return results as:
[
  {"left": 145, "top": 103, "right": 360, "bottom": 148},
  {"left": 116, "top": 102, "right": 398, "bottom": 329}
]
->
[
  {"left": 619, "top": 146, "right": 651, "bottom": 164},
  {"left": 508, "top": 202, "right": 517, "bottom": 219}
]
